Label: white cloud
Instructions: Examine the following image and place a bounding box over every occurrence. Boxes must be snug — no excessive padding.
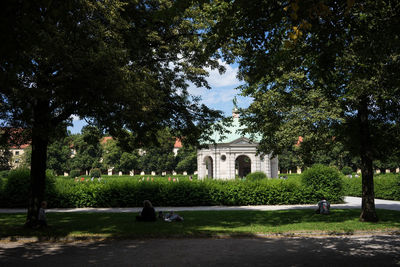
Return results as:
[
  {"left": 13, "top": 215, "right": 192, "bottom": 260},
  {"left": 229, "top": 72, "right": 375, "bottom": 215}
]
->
[
  {"left": 204, "top": 60, "right": 242, "bottom": 88},
  {"left": 71, "top": 115, "right": 80, "bottom": 121},
  {"left": 187, "top": 60, "right": 248, "bottom": 112}
]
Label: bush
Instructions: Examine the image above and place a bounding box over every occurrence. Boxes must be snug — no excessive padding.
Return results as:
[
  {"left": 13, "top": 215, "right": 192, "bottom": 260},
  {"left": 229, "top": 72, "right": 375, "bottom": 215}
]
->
[
  {"left": 301, "top": 164, "right": 343, "bottom": 203},
  {"left": 341, "top": 166, "right": 353, "bottom": 175},
  {"left": 0, "top": 170, "right": 9, "bottom": 178},
  {"left": 246, "top": 171, "right": 267, "bottom": 181},
  {"left": 343, "top": 173, "right": 400, "bottom": 201},
  {"left": 3, "top": 168, "right": 31, "bottom": 207},
  {"left": 20, "top": 173, "right": 345, "bottom": 208},
  {"left": 90, "top": 168, "right": 101, "bottom": 178},
  {"left": 1, "top": 168, "right": 57, "bottom": 208},
  {"left": 69, "top": 169, "right": 81, "bottom": 178}
]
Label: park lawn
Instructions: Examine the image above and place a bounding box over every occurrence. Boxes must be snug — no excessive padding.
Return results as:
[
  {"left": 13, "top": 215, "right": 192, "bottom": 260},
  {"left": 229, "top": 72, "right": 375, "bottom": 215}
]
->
[{"left": 0, "top": 209, "right": 399, "bottom": 240}]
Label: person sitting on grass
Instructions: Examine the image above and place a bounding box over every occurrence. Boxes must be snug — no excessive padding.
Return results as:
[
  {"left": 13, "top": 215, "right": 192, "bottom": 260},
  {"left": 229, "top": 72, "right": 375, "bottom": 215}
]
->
[
  {"left": 164, "top": 211, "right": 184, "bottom": 222},
  {"left": 316, "top": 196, "right": 330, "bottom": 215},
  {"left": 136, "top": 200, "right": 157, "bottom": 221},
  {"left": 38, "top": 201, "right": 48, "bottom": 227}
]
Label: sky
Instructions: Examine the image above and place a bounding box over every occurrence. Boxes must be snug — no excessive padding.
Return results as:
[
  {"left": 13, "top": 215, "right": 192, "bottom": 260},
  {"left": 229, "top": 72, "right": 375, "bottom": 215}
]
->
[{"left": 68, "top": 61, "right": 252, "bottom": 134}]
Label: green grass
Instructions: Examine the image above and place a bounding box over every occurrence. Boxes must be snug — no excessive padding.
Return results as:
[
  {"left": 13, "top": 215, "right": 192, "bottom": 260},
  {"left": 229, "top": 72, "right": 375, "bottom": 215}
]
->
[{"left": 1, "top": 209, "right": 399, "bottom": 240}]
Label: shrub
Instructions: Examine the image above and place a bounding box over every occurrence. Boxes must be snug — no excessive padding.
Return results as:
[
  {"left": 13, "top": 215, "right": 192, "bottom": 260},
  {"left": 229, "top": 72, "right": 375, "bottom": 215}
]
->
[
  {"left": 0, "top": 170, "right": 10, "bottom": 178},
  {"left": 90, "top": 168, "right": 101, "bottom": 178},
  {"left": 3, "top": 168, "right": 31, "bottom": 207},
  {"left": 1, "top": 168, "right": 57, "bottom": 208},
  {"left": 70, "top": 169, "right": 81, "bottom": 178},
  {"left": 246, "top": 171, "right": 267, "bottom": 181},
  {"left": 343, "top": 173, "right": 400, "bottom": 201},
  {"left": 341, "top": 166, "right": 353, "bottom": 175},
  {"left": 24, "top": 173, "right": 346, "bottom": 208},
  {"left": 301, "top": 164, "right": 343, "bottom": 202}
]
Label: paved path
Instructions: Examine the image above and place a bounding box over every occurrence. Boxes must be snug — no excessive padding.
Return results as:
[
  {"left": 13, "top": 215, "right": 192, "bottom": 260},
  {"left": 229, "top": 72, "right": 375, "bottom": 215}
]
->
[
  {"left": 1, "top": 234, "right": 399, "bottom": 266},
  {"left": 0, "top": 197, "right": 399, "bottom": 213}
]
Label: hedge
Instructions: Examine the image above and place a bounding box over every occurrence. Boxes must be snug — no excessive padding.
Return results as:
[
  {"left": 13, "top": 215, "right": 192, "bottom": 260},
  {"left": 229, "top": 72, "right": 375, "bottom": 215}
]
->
[
  {"left": 0, "top": 171, "right": 343, "bottom": 208},
  {"left": 246, "top": 171, "right": 267, "bottom": 181},
  {"left": 343, "top": 173, "right": 400, "bottom": 201},
  {"left": 0, "top": 168, "right": 56, "bottom": 208}
]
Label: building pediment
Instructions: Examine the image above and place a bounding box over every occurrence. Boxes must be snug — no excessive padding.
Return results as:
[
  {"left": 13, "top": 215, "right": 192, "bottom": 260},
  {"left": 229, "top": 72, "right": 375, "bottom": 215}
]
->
[{"left": 228, "top": 137, "right": 257, "bottom": 145}]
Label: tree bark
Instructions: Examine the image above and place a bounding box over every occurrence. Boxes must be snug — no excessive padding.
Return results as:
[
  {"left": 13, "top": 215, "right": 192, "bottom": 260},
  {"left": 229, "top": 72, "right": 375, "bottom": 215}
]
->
[
  {"left": 358, "top": 97, "right": 378, "bottom": 222},
  {"left": 25, "top": 100, "right": 50, "bottom": 227}
]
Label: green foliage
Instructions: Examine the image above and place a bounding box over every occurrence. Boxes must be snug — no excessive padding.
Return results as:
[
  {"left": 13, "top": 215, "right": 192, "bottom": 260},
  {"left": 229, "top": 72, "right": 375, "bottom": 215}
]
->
[
  {"left": 343, "top": 174, "right": 400, "bottom": 201},
  {"left": 301, "top": 164, "right": 343, "bottom": 202},
  {"left": 175, "top": 145, "right": 197, "bottom": 174},
  {"left": 0, "top": 170, "right": 9, "bottom": 179},
  {"left": 47, "top": 137, "right": 72, "bottom": 175},
  {"left": 70, "top": 127, "right": 103, "bottom": 173},
  {"left": 1, "top": 168, "right": 56, "bottom": 208},
  {"left": 118, "top": 152, "right": 139, "bottom": 174},
  {"left": 1, "top": 175, "right": 344, "bottom": 208},
  {"left": 341, "top": 166, "right": 353, "bottom": 176},
  {"left": 69, "top": 169, "right": 81, "bottom": 178},
  {"left": 89, "top": 168, "right": 101, "bottom": 178},
  {"left": 139, "top": 129, "right": 177, "bottom": 174},
  {"left": 245, "top": 171, "right": 267, "bottom": 181}
]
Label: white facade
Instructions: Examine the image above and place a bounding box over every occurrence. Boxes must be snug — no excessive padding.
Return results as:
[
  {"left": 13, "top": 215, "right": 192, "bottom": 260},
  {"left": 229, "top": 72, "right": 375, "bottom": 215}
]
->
[{"left": 197, "top": 137, "right": 278, "bottom": 180}]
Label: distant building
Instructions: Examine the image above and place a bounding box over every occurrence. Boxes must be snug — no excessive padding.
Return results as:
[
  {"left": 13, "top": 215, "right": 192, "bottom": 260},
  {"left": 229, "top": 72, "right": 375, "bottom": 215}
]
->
[
  {"left": 10, "top": 143, "right": 29, "bottom": 169},
  {"left": 197, "top": 110, "right": 278, "bottom": 180}
]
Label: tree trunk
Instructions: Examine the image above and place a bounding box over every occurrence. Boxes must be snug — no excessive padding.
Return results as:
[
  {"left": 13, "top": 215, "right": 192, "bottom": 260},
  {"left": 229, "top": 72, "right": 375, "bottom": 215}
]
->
[
  {"left": 358, "top": 97, "right": 378, "bottom": 222},
  {"left": 25, "top": 100, "right": 50, "bottom": 227}
]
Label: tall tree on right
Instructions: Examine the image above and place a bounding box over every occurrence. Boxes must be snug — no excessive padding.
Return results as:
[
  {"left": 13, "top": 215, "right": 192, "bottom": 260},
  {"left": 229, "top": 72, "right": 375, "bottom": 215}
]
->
[{"left": 211, "top": 0, "right": 400, "bottom": 221}]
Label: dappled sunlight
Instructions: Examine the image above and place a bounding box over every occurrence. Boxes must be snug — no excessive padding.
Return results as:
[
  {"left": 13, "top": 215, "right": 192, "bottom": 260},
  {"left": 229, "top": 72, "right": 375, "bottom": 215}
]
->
[{"left": 1, "top": 209, "right": 399, "bottom": 240}]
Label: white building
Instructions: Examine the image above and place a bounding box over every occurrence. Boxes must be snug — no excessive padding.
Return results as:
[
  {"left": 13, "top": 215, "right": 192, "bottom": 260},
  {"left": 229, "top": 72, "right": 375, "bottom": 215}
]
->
[{"left": 197, "top": 111, "right": 278, "bottom": 180}]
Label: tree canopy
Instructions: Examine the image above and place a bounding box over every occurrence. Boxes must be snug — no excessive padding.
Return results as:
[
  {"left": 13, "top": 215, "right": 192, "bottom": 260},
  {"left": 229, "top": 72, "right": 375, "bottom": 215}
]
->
[
  {"left": 210, "top": 0, "right": 400, "bottom": 221},
  {"left": 0, "top": 0, "right": 222, "bottom": 226}
]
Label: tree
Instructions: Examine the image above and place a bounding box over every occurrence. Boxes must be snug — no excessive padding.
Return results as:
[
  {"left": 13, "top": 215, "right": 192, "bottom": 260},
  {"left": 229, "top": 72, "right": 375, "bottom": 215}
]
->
[
  {"left": 0, "top": 130, "right": 12, "bottom": 171},
  {"left": 118, "top": 152, "right": 140, "bottom": 174},
  {"left": 101, "top": 137, "right": 122, "bottom": 173},
  {"left": 211, "top": 1, "right": 400, "bottom": 221},
  {"left": 0, "top": 0, "right": 222, "bottom": 226},
  {"left": 46, "top": 139, "right": 72, "bottom": 176},
  {"left": 139, "top": 128, "right": 177, "bottom": 174},
  {"left": 70, "top": 126, "right": 103, "bottom": 174},
  {"left": 175, "top": 144, "right": 197, "bottom": 174},
  {"left": 46, "top": 126, "right": 72, "bottom": 175}
]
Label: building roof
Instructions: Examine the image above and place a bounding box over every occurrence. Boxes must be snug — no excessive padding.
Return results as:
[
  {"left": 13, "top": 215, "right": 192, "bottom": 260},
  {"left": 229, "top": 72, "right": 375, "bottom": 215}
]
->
[
  {"left": 101, "top": 136, "right": 113, "bottom": 144},
  {"left": 174, "top": 138, "right": 182, "bottom": 148},
  {"left": 206, "top": 117, "right": 261, "bottom": 144}
]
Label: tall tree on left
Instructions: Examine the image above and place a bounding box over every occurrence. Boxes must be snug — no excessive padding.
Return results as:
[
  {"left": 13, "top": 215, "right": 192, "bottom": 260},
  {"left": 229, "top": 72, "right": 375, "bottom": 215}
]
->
[{"left": 0, "top": 0, "right": 222, "bottom": 227}]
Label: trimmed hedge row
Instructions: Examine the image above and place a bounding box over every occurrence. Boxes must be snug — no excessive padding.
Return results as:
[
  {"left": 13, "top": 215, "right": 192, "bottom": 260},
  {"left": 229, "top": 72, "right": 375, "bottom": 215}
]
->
[
  {"left": 0, "top": 166, "right": 344, "bottom": 208},
  {"left": 343, "top": 173, "right": 400, "bottom": 201}
]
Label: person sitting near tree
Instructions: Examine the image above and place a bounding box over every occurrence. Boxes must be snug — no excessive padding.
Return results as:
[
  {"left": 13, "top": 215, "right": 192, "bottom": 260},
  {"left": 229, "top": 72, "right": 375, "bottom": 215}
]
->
[
  {"left": 38, "top": 201, "right": 48, "bottom": 227},
  {"left": 136, "top": 200, "right": 157, "bottom": 221},
  {"left": 316, "top": 196, "right": 330, "bottom": 215}
]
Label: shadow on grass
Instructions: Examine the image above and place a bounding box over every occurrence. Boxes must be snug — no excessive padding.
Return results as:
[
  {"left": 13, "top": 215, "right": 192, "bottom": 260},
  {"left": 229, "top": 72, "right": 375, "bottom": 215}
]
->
[{"left": 0, "top": 209, "right": 400, "bottom": 240}]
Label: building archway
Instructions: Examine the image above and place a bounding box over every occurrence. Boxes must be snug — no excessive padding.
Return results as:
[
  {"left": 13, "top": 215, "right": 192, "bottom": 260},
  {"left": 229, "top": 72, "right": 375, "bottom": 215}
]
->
[
  {"left": 235, "top": 155, "right": 251, "bottom": 178},
  {"left": 204, "top": 156, "right": 214, "bottom": 178}
]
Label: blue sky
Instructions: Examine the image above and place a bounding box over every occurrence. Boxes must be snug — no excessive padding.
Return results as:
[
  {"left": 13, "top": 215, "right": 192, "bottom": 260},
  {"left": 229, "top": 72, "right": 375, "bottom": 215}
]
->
[{"left": 68, "top": 61, "right": 252, "bottom": 134}]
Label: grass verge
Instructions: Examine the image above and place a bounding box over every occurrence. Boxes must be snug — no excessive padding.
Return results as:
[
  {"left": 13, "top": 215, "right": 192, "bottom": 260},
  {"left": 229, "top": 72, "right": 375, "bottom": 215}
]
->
[{"left": 1, "top": 209, "right": 399, "bottom": 240}]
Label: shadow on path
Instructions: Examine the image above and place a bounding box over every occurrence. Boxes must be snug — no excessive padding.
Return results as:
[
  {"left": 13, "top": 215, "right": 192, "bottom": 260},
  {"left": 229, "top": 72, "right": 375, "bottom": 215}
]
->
[{"left": 0, "top": 235, "right": 399, "bottom": 266}]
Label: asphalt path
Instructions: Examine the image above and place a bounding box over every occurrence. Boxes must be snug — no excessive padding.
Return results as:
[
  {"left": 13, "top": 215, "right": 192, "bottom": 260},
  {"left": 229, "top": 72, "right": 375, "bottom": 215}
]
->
[
  {"left": 0, "top": 196, "right": 399, "bottom": 213},
  {"left": 0, "top": 235, "right": 399, "bottom": 266}
]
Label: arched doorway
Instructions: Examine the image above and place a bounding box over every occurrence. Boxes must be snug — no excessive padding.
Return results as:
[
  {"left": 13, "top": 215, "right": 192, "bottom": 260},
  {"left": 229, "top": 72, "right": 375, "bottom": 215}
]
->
[
  {"left": 235, "top": 155, "right": 251, "bottom": 178},
  {"left": 204, "top": 156, "right": 214, "bottom": 178}
]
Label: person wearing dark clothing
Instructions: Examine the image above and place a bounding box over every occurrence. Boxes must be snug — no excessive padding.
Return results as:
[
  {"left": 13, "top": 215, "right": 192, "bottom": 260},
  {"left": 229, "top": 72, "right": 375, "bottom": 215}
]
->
[
  {"left": 136, "top": 200, "right": 157, "bottom": 221},
  {"left": 315, "top": 197, "right": 330, "bottom": 215}
]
